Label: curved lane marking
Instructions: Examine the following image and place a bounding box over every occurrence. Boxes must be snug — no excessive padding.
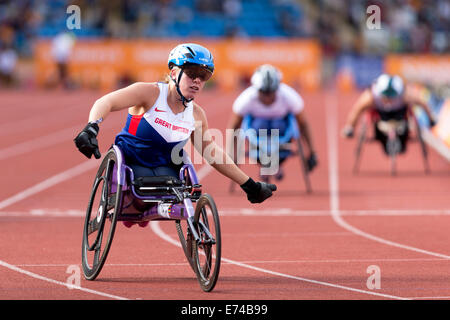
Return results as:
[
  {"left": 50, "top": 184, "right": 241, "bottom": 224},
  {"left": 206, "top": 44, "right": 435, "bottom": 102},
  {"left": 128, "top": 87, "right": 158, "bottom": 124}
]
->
[{"left": 324, "top": 91, "right": 450, "bottom": 260}]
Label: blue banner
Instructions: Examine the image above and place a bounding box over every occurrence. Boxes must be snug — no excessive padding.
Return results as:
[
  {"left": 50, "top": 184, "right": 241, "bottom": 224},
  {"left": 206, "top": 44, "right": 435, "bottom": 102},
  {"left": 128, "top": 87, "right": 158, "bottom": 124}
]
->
[{"left": 336, "top": 54, "right": 384, "bottom": 89}]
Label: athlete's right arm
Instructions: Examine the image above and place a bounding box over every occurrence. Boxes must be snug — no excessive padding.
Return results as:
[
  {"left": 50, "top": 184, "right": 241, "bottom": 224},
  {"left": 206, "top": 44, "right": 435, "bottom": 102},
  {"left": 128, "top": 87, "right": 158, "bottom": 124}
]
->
[
  {"left": 75, "top": 82, "right": 159, "bottom": 159},
  {"left": 342, "top": 89, "right": 373, "bottom": 138},
  {"left": 88, "top": 82, "right": 159, "bottom": 122}
]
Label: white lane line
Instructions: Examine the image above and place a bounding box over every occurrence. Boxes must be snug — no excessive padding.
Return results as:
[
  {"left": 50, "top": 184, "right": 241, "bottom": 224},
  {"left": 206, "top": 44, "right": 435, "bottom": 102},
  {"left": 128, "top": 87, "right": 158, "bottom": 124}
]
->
[
  {"left": 16, "top": 263, "right": 189, "bottom": 267},
  {"left": 16, "top": 257, "right": 447, "bottom": 267},
  {"left": 325, "top": 91, "right": 450, "bottom": 260},
  {"left": 0, "top": 161, "right": 213, "bottom": 299},
  {"left": 0, "top": 125, "right": 81, "bottom": 160},
  {"left": 0, "top": 159, "right": 131, "bottom": 299},
  {"left": 4, "top": 208, "right": 450, "bottom": 218},
  {"left": 219, "top": 208, "right": 450, "bottom": 216},
  {"left": 0, "top": 116, "right": 121, "bottom": 161},
  {"left": 150, "top": 221, "right": 408, "bottom": 300},
  {"left": 0, "top": 260, "right": 128, "bottom": 300},
  {"left": 0, "top": 159, "right": 99, "bottom": 211},
  {"left": 155, "top": 165, "right": 408, "bottom": 299},
  {"left": 408, "top": 296, "right": 450, "bottom": 300}
]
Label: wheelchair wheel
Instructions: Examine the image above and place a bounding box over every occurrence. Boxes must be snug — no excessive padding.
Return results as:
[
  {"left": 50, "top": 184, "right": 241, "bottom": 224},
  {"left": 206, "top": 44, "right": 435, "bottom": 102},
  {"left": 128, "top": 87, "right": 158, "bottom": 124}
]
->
[
  {"left": 82, "top": 149, "right": 122, "bottom": 280},
  {"left": 192, "top": 194, "right": 221, "bottom": 292},
  {"left": 353, "top": 121, "right": 367, "bottom": 174},
  {"left": 386, "top": 137, "right": 398, "bottom": 176},
  {"left": 413, "top": 117, "right": 430, "bottom": 173},
  {"left": 295, "top": 138, "right": 312, "bottom": 193},
  {"left": 175, "top": 219, "right": 195, "bottom": 271}
]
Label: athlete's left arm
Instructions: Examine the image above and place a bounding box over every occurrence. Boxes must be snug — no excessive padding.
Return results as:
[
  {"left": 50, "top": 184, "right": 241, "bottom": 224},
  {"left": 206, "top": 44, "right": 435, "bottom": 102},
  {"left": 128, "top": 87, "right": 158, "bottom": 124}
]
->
[
  {"left": 295, "top": 112, "right": 315, "bottom": 154},
  {"left": 405, "top": 85, "right": 436, "bottom": 124},
  {"left": 191, "top": 104, "right": 249, "bottom": 185}
]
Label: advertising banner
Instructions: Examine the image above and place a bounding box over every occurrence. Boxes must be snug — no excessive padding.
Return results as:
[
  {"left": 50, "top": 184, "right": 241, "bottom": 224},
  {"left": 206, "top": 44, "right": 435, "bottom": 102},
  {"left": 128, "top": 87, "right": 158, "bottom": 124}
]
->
[
  {"left": 385, "top": 54, "right": 450, "bottom": 86},
  {"left": 34, "top": 38, "right": 321, "bottom": 91}
]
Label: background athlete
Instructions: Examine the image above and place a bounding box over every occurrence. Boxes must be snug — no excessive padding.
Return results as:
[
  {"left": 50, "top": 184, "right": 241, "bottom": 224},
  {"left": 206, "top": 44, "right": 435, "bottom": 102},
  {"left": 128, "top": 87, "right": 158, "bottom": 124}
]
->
[
  {"left": 342, "top": 73, "right": 437, "bottom": 154},
  {"left": 227, "top": 64, "right": 317, "bottom": 182},
  {"left": 74, "top": 43, "right": 276, "bottom": 204}
]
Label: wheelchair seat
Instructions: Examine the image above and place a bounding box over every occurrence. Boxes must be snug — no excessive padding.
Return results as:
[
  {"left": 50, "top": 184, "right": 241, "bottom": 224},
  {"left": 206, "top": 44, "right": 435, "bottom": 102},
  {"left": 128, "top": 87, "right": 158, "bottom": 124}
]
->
[
  {"left": 241, "top": 113, "right": 300, "bottom": 144},
  {"left": 241, "top": 113, "right": 299, "bottom": 161},
  {"left": 132, "top": 175, "right": 183, "bottom": 196}
]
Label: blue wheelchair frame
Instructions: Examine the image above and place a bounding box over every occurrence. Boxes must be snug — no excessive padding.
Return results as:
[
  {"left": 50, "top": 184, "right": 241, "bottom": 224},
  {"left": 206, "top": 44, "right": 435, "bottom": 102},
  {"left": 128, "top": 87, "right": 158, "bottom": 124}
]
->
[{"left": 231, "top": 113, "right": 312, "bottom": 193}]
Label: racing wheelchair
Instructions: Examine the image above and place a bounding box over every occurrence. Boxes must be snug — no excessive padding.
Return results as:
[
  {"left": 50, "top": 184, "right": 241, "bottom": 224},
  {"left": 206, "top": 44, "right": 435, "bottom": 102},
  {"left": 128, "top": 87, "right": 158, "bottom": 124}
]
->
[
  {"left": 81, "top": 145, "right": 221, "bottom": 292},
  {"left": 352, "top": 107, "right": 429, "bottom": 176},
  {"left": 229, "top": 113, "right": 312, "bottom": 193}
]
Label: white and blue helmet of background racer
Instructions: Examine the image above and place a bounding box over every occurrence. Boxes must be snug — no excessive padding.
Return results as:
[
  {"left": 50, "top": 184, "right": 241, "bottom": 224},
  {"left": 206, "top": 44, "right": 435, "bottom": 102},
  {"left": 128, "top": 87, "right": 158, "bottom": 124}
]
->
[
  {"left": 251, "top": 64, "right": 282, "bottom": 93},
  {"left": 372, "top": 74, "right": 405, "bottom": 100},
  {"left": 168, "top": 43, "right": 214, "bottom": 73}
]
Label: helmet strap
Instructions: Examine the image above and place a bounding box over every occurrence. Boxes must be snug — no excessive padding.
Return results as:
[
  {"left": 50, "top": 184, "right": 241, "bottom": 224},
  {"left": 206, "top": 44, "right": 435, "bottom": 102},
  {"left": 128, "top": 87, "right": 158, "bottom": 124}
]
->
[{"left": 171, "top": 69, "right": 193, "bottom": 108}]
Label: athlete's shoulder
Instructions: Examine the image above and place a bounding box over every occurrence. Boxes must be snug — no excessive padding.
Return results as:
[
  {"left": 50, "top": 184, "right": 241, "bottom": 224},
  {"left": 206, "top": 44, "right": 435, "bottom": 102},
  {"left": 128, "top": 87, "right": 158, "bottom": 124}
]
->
[
  {"left": 279, "top": 83, "right": 304, "bottom": 108},
  {"left": 132, "top": 81, "right": 160, "bottom": 95},
  {"left": 233, "top": 86, "right": 258, "bottom": 113},
  {"left": 279, "top": 83, "right": 300, "bottom": 95},
  {"left": 192, "top": 102, "right": 207, "bottom": 122},
  {"left": 238, "top": 85, "right": 258, "bottom": 100},
  {"left": 124, "top": 82, "right": 161, "bottom": 114}
]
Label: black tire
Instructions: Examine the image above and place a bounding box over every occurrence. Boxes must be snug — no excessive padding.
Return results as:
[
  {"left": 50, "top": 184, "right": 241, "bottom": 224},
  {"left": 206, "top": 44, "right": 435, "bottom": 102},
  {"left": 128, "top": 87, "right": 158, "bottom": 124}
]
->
[
  {"left": 82, "top": 149, "right": 122, "bottom": 280},
  {"left": 296, "top": 138, "right": 312, "bottom": 193},
  {"left": 192, "top": 194, "right": 221, "bottom": 292},
  {"left": 353, "top": 121, "right": 367, "bottom": 174},
  {"left": 390, "top": 149, "right": 397, "bottom": 176},
  {"left": 413, "top": 118, "right": 430, "bottom": 174},
  {"left": 387, "top": 136, "right": 400, "bottom": 176}
]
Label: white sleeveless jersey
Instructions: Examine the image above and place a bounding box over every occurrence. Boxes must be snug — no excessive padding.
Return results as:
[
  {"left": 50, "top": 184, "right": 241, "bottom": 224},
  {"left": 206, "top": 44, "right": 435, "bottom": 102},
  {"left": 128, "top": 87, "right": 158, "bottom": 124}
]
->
[
  {"left": 143, "top": 82, "right": 195, "bottom": 142},
  {"left": 232, "top": 83, "right": 304, "bottom": 119},
  {"left": 114, "top": 82, "right": 195, "bottom": 167}
]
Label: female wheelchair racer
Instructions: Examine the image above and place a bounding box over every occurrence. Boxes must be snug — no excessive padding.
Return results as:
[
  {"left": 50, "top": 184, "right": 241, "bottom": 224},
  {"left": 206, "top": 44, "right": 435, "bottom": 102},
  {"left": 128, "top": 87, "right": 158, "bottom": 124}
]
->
[{"left": 73, "top": 43, "right": 276, "bottom": 291}]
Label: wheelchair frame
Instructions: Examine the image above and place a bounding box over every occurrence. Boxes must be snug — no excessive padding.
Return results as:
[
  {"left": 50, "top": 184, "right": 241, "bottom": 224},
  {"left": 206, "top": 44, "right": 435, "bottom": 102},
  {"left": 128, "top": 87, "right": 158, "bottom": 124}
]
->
[
  {"left": 353, "top": 107, "right": 429, "bottom": 176},
  {"left": 229, "top": 113, "right": 312, "bottom": 193},
  {"left": 81, "top": 145, "right": 221, "bottom": 292}
]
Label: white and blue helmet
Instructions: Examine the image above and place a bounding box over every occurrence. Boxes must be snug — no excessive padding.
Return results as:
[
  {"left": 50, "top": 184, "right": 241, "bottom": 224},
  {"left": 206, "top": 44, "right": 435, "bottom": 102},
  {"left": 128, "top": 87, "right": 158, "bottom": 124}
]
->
[
  {"left": 372, "top": 74, "right": 405, "bottom": 99},
  {"left": 251, "top": 64, "right": 282, "bottom": 93},
  {"left": 168, "top": 43, "right": 214, "bottom": 74}
]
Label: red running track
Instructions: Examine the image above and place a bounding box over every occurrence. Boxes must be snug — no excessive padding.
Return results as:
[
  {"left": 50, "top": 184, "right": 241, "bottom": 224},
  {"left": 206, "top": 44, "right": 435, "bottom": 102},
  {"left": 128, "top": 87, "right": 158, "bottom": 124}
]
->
[{"left": 0, "top": 88, "right": 449, "bottom": 300}]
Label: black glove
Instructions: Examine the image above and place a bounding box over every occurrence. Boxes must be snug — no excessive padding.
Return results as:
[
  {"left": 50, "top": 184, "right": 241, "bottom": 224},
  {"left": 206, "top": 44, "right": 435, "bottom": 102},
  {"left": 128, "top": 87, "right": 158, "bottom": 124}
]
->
[
  {"left": 429, "top": 118, "right": 437, "bottom": 128},
  {"left": 341, "top": 125, "right": 354, "bottom": 138},
  {"left": 240, "top": 178, "right": 277, "bottom": 204},
  {"left": 306, "top": 152, "right": 318, "bottom": 172},
  {"left": 74, "top": 122, "right": 101, "bottom": 159}
]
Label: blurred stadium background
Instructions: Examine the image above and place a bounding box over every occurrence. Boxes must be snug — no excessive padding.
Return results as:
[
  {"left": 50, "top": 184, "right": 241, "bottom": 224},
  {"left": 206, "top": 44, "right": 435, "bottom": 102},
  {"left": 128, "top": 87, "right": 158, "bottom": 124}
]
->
[{"left": 0, "top": 0, "right": 449, "bottom": 154}]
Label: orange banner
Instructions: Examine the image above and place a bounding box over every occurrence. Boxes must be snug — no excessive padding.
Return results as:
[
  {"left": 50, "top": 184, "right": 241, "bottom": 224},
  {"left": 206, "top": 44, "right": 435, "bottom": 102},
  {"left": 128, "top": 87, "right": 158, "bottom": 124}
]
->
[
  {"left": 385, "top": 54, "right": 450, "bottom": 86},
  {"left": 34, "top": 38, "right": 321, "bottom": 91}
]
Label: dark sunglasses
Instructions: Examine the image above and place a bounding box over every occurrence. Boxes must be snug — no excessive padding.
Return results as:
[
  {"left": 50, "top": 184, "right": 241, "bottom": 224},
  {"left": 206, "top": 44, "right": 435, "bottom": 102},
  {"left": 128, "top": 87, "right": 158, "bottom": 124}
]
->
[
  {"left": 259, "top": 90, "right": 276, "bottom": 96},
  {"left": 183, "top": 66, "right": 213, "bottom": 82}
]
